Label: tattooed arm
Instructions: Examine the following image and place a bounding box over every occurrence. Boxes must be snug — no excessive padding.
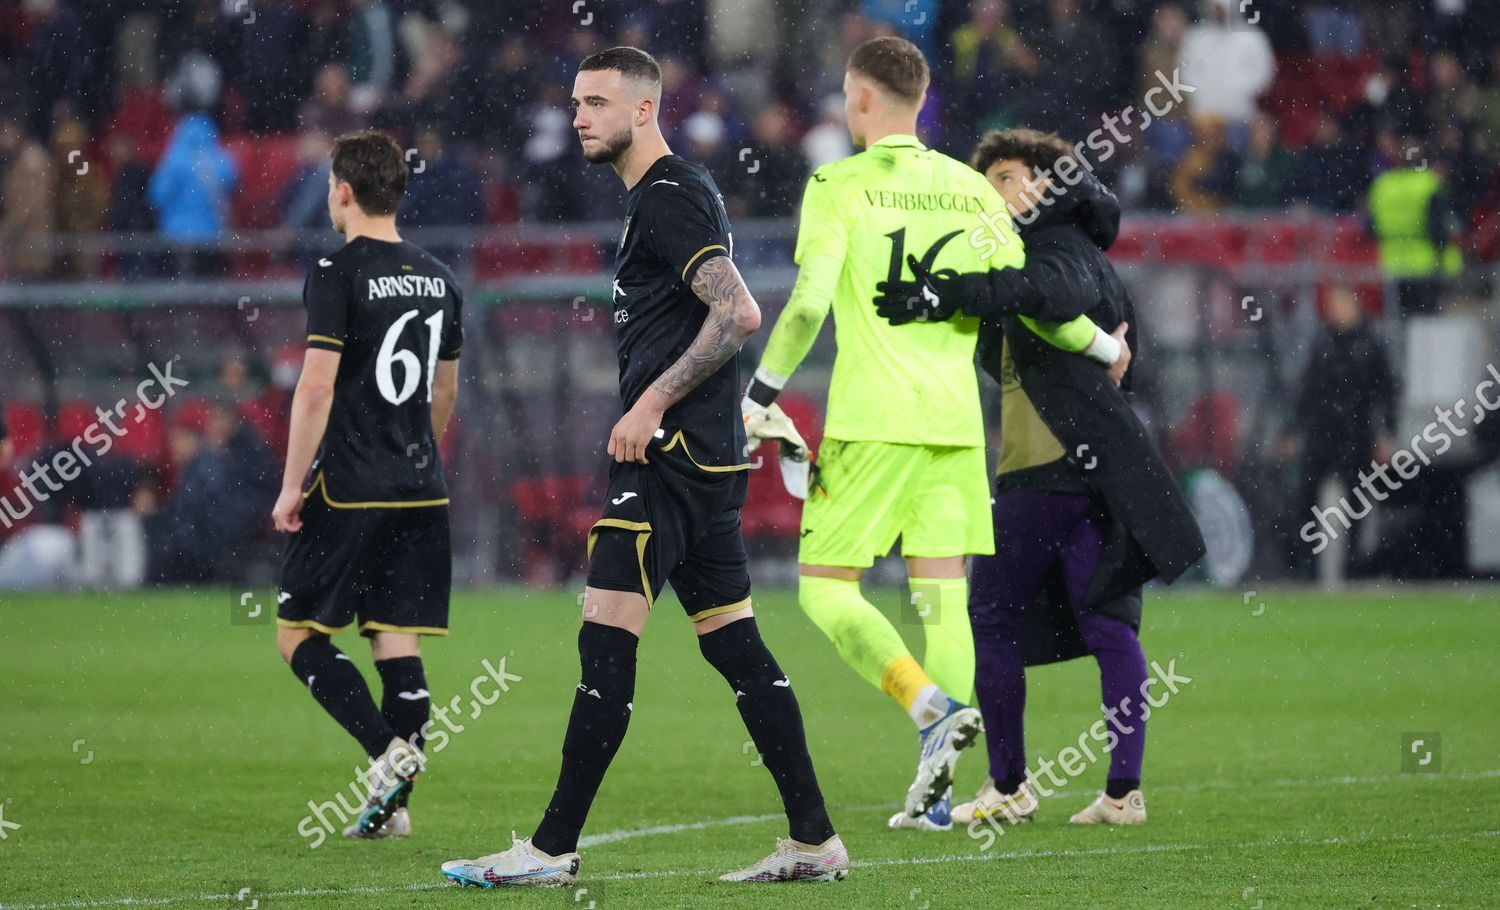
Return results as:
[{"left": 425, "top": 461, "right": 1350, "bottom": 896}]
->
[{"left": 606, "top": 256, "right": 762, "bottom": 464}]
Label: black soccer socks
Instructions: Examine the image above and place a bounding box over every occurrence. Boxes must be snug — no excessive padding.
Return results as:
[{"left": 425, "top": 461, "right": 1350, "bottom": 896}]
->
[
  {"left": 375, "top": 656, "right": 430, "bottom": 754},
  {"left": 532, "top": 622, "right": 639, "bottom": 856},
  {"left": 1106, "top": 777, "right": 1141, "bottom": 799},
  {"left": 290, "top": 636, "right": 398, "bottom": 759},
  {"left": 699, "top": 618, "right": 836, "bottom": 846}
]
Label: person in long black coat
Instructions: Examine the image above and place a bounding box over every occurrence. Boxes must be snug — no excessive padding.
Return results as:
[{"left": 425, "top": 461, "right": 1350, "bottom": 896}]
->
[{"left": 875, "top": 129, "right": 1204, "bottom": 829}]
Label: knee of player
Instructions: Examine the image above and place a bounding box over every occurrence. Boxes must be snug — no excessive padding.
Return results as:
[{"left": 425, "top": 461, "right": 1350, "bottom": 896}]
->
[
  {"left": 369, "top": 631, "right": 421, "bottom": 662},
  {"left": 276, "top": 626, "right": 316, "bottom": 664}
]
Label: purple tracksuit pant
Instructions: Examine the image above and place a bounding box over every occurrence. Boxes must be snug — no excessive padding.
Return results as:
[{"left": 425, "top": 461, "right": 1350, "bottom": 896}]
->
[{"left": 968, "top": 486, "right": 1148, "bottom": 789}]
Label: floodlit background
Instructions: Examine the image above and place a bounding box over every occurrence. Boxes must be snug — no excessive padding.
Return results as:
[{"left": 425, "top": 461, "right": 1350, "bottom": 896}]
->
[
  {"left": 2, "top": 0, "right": 1497, "bottom": 592},
  {"left": 1, "top": 2, "right": 1498, "bottom": 908}
]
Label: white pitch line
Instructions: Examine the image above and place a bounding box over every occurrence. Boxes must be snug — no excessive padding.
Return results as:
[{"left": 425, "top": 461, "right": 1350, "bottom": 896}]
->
[
  {"left": 578, "top": 767, "right": 1500, "bottom": 848},
  {"left": 4, "top": 771, "right": 1498, "bottom": 910},
  {"left": 4, "top": 829, "right": 1496, "bottom": 909}
]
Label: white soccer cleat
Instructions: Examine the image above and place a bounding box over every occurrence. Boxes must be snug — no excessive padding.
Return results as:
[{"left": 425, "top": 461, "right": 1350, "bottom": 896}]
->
[
  {"left": 1069, "top": 790, "right": 1147, "bottom": 826},
  {"left": 352, "top": 737, "right": 423, "bottom": 837},
  {"left": 953, "top": 778, "right": 1038, "bottom": 826},
  {"left": 903, "top": 704, "right": 984, "bottom": 817},
  {"left": 887, "top": 787, "right": 952, "bottom": 832},
  {"left": 718, "top": 835, "right": 850, "bottom": 883},
  {"left": 441, "top": 834, "right": 581, "bottom": 888},
  {"left": 343, "top": 806, "right": 410, "bottom": 839}
]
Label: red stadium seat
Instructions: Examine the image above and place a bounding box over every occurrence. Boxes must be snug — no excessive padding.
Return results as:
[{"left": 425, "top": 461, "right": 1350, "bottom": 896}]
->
[
  {"left": 224, "top": 133, "right": 303, "bottom": 230},
  {"left": 3, "top": 402, "right": 47, "bottom": 462},
  {"left": 1168, "top": 391, "right": 1241, "bottom": 475},
  {"left": 103, "top": 85, "right": 175, "bottom": 164},
  {"left": 1327, "top": 220, "right": 1379, "bottom": 264},
  {"left": 111, "top": 401, "right": 168, "bottom": 466},
  {"left": 54, "top": 401, "right": 96, "bottom": 447}
]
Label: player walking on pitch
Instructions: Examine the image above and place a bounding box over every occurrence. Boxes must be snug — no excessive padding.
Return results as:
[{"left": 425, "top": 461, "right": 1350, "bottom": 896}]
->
[
  {"left": 271, "top": 130, "right": 463, "bottom": 840},
  {"left": 742, "top": 37, "right": 1126, "bottom": 831},
  {"left": 441, "top": 48, "right": 847, "bottom": 887}
]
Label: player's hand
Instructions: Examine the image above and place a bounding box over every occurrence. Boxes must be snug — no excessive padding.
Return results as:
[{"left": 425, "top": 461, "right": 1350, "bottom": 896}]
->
[
  {"left": 742, "top": 396, "right": 770, "bottom": 453},
  {"left": 609, "top": 400, "right": 662, "bottom": 464},
  {"left": 1107, "top": 322, "right": 1131, "bottom": 387},
  {"left": 272, "top": 485, "right": 306, "bottom": 533},
  {"left": 0, "top": 438, "right": 13, "bottom": 472},
  {"left": 874, "top": 255, "right": 964, "bottom": 326},
  {"left": 743, "top": 401, "right": 809, "bottom": 461}
]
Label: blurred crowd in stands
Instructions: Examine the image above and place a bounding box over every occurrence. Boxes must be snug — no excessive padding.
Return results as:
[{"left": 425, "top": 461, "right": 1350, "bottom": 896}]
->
[
  {"left": 0, "top": 0, "right": 1497, "bottom": 278},
  {"left": 0, "top": 357, "right": 295, "bottom": 588},
  {"left": 1, "top": 0, "right": 1497, "bottom": 587}
]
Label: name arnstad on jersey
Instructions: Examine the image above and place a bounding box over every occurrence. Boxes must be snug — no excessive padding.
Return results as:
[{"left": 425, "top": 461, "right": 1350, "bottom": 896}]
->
[{"left": 367, "top": 274, "right": 448, "bottom": 299}]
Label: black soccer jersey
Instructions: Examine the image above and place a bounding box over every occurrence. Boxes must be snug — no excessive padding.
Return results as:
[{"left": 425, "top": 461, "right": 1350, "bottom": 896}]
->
[
  {"left": 612, "top": 155, "right": 747, "bottom": 469},
  {"left": 302, "top": 236, "right": 463, "bottom": 505}
]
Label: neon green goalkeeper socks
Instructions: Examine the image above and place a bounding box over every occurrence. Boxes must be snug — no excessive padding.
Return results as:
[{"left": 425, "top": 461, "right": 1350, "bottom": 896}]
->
[{"left": 908, "top": 576, "right": 975, "bottom": 706}]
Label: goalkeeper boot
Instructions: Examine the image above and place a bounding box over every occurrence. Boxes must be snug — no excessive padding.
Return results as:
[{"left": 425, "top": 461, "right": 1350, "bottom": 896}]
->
[
  {"left": 887, "top": 786, "right": 952, "bottom": 832},
  {"left": 903, "top": 700, "right": 984, "bottom": 818}
]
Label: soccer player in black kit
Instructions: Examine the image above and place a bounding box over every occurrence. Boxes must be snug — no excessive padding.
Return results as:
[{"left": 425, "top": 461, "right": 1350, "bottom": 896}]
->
[
  {"left": 442, "top": 48, "right": 848, "bottom": 887},
  {"left": 271, "top": 130, "right": 462, "bottom": 841}
]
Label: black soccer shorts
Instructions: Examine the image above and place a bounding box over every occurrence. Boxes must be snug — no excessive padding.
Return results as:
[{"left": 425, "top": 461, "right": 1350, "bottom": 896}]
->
[
  {"left": 585, "top": 434, "right": 752, "bottom": 623},
  {"left": 278, "top": 492, "right": 452, "bottom": 636}
]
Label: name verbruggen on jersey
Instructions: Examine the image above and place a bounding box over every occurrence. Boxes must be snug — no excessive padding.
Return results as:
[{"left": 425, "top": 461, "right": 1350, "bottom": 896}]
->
[
  {"left": 367, "top": 275, "right": 449, "bottom": 299},
  {"left": 861, "top": 190, "right": 986, "bottom": 213}
]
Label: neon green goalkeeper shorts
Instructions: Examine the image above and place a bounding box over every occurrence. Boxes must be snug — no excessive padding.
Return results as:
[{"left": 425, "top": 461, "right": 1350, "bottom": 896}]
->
[{"left": 798, "top": 439, "right": 995, "bottom": 568}]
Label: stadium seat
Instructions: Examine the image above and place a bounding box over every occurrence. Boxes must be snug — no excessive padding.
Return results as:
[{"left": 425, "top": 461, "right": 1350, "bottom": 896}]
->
[
  {"left": 224, "top": 133, "right": 303, "bottom": 231},
  {"left": 113, "top": 402, "right": 166, "bottom": 467},
  {"left": 1167, "top": 390, "right": 1241, "bottom": 475},
  {"left": 1326, "top": 220, "right": 1379, "bottom": 264},
  {"left": 4, "top": 402, "right": 47, "bottom": 463},
  {"left": 102, "top": 85, "right": 175, "bottom": 164}
]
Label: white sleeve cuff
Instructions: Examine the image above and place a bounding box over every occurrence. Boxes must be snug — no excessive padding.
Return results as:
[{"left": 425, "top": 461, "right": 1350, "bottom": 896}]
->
[
  {"left": 1083, "top": 326, "right": 1121, "bottom": 365},
  {"left": 753, "top": 365, "right": 790, "bottom": 390}
]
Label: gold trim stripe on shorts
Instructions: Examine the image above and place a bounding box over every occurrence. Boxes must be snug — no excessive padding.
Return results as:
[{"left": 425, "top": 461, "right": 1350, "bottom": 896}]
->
[
  {"left": 360, "top": 621, "right": 449, "bottom": 637},
  {"left": 276, "top": 617, "right": 352, "bottom": 635},
  {"left": 658, "top": 430, "right": 751, "bottom": 473},
  {"left": 302, "top": 471, "right": 450, "bottom": 509},
  {"left": 690, "top": 597, "right": 752, "bottom": 623},
  {"left": 587, "top": 518, "right": 655, "bottom": 608}
]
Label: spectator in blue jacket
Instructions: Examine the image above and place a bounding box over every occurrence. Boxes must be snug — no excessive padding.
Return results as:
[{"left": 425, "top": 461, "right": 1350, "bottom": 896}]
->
[{"left": 148, "top": 112, "right": 238, "bottom": 275}]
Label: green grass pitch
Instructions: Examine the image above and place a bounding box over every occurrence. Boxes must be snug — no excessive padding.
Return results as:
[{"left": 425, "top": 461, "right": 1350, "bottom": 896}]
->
[{"left": 1, "top": 586, "right": 1497, "bottom": 908}]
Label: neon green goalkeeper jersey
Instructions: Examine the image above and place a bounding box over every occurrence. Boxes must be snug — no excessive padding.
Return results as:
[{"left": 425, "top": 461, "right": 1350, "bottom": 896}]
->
[{"left": 761, "top": 134, "right": 1099, "bottom": 447}]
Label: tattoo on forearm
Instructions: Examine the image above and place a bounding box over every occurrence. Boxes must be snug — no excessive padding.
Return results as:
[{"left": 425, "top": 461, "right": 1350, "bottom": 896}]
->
[{"left": 650, "top": 256, "right": 757, "bottom": 407}]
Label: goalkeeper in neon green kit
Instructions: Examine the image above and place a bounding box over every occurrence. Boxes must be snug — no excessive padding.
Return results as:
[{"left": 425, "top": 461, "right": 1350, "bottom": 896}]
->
[{"left": 742, "top": 37, "right": 1127, "bottom": 831}]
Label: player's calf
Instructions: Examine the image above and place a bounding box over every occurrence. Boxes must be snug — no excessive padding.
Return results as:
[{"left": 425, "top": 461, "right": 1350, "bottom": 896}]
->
[{"left": 698, "top": 616, "right": 838, "bottom": 848}]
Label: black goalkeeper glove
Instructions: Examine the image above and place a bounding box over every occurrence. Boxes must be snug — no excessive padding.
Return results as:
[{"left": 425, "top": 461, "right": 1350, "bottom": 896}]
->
[{"left": 874, "top": 255, "right": 998, "bottom": 326}]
